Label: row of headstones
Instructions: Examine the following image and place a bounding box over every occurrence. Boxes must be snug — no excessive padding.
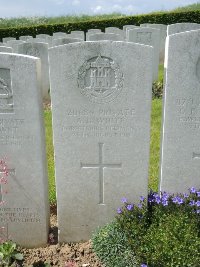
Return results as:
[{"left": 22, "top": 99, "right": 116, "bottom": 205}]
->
[
  {"left": 0, "top": 28, "right": 199, "bottom": 248},
  {"left": 1, "top": 23, "right": 200, "bottom": 99}
]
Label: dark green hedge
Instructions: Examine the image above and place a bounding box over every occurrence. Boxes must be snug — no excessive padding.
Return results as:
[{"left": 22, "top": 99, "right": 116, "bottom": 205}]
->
[{"left": 0, "top": 10, "right": 200, "bottom": 40}]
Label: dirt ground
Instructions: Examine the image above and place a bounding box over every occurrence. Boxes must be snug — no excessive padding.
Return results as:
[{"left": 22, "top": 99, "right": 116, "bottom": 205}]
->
[{"left": 19, "top": 204, "right": 103, "bottom": 267}]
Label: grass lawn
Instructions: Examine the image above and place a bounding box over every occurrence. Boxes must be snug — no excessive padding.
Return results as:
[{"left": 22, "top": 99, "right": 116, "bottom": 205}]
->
[{"left": 44, "top": 98, "right": 162, "bottom": 203}]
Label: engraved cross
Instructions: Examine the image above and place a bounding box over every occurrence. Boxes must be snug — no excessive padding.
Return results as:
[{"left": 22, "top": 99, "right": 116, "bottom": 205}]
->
[
  {"left": 0, "top": 168, "right": 15, "bottom": 202},
  {"left": 81, "top": 143, "right": 122, "bottom": 204}
]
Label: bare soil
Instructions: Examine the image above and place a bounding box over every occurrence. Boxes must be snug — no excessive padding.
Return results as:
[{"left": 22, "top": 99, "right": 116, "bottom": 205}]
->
[{"left": 18, "top": 204, "right": 103, "bottom": 267}]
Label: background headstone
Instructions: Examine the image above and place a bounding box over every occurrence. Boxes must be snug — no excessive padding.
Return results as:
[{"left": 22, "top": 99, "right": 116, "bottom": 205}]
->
[
  {"left": 6, "top": 40, "right": 26, "bottom": 53},
  {"left": 69, "top": 31, "right": 85, "bottom": 40},
  {"left": 19, "top": 36, "right": 33, "bottom": 41},
  {"left": 86, "top": 29, "right": 102, "bottom": 40},
  {"left": 17, "top": 42, "right": 50, "bottom": 100},
  {"left": 53, "top": 32, "right": 67, "bottom": 38},
  {"left": 52, "top": 37, "right": 82, "bottom": 47},
  {"left": 127, "top": 27, "right": 160, "bottom": 81},
  {"left": 105, "top": 27, "right": 125, "bottom": 40},
  {"left": 0, "top": 46, "right": 13, "bottom": 53},
  {"left": 49, "top": 41, "right": 153, "bottom": 242},
  {"left": 3, "top": 37, "right": 16, "bottom": 43},
  {"left": 160, "top": 30, "right": 200, "bottom": 193},
  {"left": 0, "top": 52, "right": 49, "bottom": 248},
  {"left": 123, "top": 25, "right": 137, "bottom": 40},
  {"left": 88, "top": 33, "right": 123, "bottom": 41},
  {"left": 167, "top": 23, "right": 200, "bottom": 35}
]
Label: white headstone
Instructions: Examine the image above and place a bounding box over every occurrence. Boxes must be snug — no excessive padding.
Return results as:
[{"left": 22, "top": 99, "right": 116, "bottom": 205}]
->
[
  {"left": 127, "top": 27, "right": 160, "bottom": 81},
  {"left": 27, "top": 38, "right": 49, "bottom": 45},
  {"left": 140, "top": 23, "right": 167, "bottom": 62},
  {"left": 19, "top": 36, "right": 33, "bottom": 41},
  {"left": 6, "top": 40, "right": 26, "bottom": 53},
  {"left": 0, "top": 46, "right": 13, "bottom": 53},
  {"left": 53, "top": 32, "right": 67, "bottom": 38},
  {"left": 3, "top": 37, "right": 16, "bottom": 43},
  {"left": 17, "top": 42, "right": 50, "bottom": 100},
  {"left": 88, "top": 33, "right": 123, "bottom": 41},
  {"left": 52, "top": 37, "right": 82, "bottom": 47},
  {"left": 49, "top": 41, "right": 153, "bottom": 242},
  {"left": 86, "top": 29, "right": 102, "bottom": 40},
  {"left": 0, "top": 53, "right": 49, "bottom": 247},
  {"left": 123, "top": 25, "right": 137, "bottom": 40},
  {"left": 105, "top": 27, "right": 125, "bottom": 40},
  {"left": 160, "top": 30, "right": 200, "bottom": 193},
  {"left": 70, "top": 31, "right": 85, "bottom": 40},
  {"left": 167, "top": 23, "right": 200, "bottom": 35},
  {"left": 36, "top": 34, "right": 51, "bottom": 39}
]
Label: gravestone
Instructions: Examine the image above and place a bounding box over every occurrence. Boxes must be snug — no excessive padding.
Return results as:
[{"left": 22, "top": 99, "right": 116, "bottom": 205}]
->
[
  {"left": 167, "top": 23, "right": 200, "bottom": 35},
  {"left": 52, "top": 37, "right": 82, "bottom": 47},
  {"left": 36, "top": 34, "right": 51, "bottom": 39},
  {"left": 17, "top": 42, "right": 50, "bottom": 100},
  {"left": 0, "top": 42, "right": 6, "bottom": 46},
  {"left": 86, "top": 29, "right": 102, "bottom": 40},
  {"left": 19, "top": 36, "right": 33, "bottom": 41},
  {"left": 0, "top": 52, "right": 49, "bottom": 247},
  {"left": 49, "top": 41, "right": 153, "bottom": 242},
  {"left": 3, "top": 37, "right": 16, "bottom": 43},
  {"left": 27, "top": 38, "right": 49, "bottom": 45},
  {"left": 160, "top": 29, "right": 200, "bottom": 193},
  {"left": 53, "top": 32, "right": 67, "bottom": 38},
  {"left": 105, "top": 27, "right": 125, "bottom": 40},
  {"left": 6, "top": 40, "right": 25, "bottom": 53},
  {"left": 69, "top": 31, "right": 85, "bottom": 40},
  {"left": 127, "top": 27, "right": 160, "bottom": 81},
  {"left": 0, "top": 46, "right": 13, "bottom": 53},
  {"left": 88, "top": 33, "right": 123, "bottom": 41},
  {"left": 140, "top": 23, "right": 167, "bottom": 62},
  {"left": 123, "top": 25, "right": 137, "bottom": 40}
]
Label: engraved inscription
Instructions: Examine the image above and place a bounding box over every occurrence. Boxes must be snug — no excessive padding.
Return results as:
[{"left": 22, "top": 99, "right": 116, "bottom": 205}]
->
[
  {"left": 136, "top": 32, "right": 152, "bottom": 44},
  {"left": 0, "top": 207, "right": 41, "bottom": 223},
  {"left": 196, "top": 57, "right": 200, "bottom": 82},
  {"left": 78, "top": 55, "right": 124, "bottom": 104},
  {"left": 81, "top": 143, "right": 122, "bottom": 204},
  {"left": 25, "top": 47, "right": 40, "bottom": 57},
  {"left": 0, "top": 169, "right": 15, "bottom": 202},
  {"left": 0, "top": 69, "right": 13, "bottom": 114}
]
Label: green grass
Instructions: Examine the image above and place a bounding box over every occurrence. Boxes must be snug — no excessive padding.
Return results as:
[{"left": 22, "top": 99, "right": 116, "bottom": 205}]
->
[
  {"left": 44, "top": 98, "right": 162, "bottom": 203},
  {"left": 158, "top": 64, "right": 164, "bottom": 82},
  {"left": 171, "top": 2, "right": 200, "bottom": 12}
]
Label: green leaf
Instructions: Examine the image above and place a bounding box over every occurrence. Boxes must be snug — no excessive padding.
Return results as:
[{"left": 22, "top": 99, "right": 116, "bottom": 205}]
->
[{"left": 13, "top": 253, "right": 23, "bottom": 260}]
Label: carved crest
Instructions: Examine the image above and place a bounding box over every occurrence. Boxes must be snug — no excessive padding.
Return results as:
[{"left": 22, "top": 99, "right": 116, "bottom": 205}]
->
[
  {"left": 78, "top": 55, "right": 124, "bottom": 103},
  {"left": 0, "top": 76, "right": 13, "bottom": 113}
]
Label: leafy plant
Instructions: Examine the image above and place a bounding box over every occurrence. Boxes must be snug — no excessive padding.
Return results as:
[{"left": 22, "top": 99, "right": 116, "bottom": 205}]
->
[
  {"left": 0, "top": 241, "right": 23, "bottom": 267},
  {"left": 92, "top": 188, "right": 200, "bottom": 267}
]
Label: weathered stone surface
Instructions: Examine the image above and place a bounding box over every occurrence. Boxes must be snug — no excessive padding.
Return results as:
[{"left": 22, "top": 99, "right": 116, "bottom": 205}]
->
[
  {"left": 88, "top": 33, "right": 123, "bottom": 41},
  {"left": 52, "top": 37, "right": 82, "bottom": 47},
  {"left": 49, "top": 41, "right": 153, "bottom": 242},
  {"left": 127, "top": 27, "right": 160, "bottom": 81},
  {"left": 86, "top": 29, "right": 102, "bottom": 40},
  {"left": 17, "top": 42, "right": 50, "bottom": 100},
  {"left": 2, "top": 37, "right": 16, "bottom": 43},
  {"left": 160, "top": 30, "right": 200, "bottom": 194},
  {"left": 0, "top": 53, "right": 49, "bottom": 248},
  {"left": 69, "top": 31, "right": 85, "bottom": 40},
  {"left": 167, "top": 23, "right": 200, "bottom": 35},
  {"left": 123, "top": 25, "right": 137, "bottom": 40},
  {"left": 53, "top": 32, "right": 67, "bottom": 38},
  {"left": 6, "top": 40, "right": 25, "bottom": 53},
  {"left": 105, "top": 27, "right": 125, "bottom": 39},
  {"left": 0, "top": 46, "right": 13, "bottom": 53},
  {"left": 19, "top": 36, "right": 33, "bottom": 41},
  {"left": 140, "top": 23, "right": 167, "bottom": 62}
]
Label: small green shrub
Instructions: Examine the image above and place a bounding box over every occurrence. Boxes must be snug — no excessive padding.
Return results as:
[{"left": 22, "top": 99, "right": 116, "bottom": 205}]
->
[
  {"left": 152, "top": 80, "right": 163, "bottom": 98},
  {"left": 92, "top": 188, "right": 200, "bottom": 267},
  {"left": 0, "top": 241, "right": 23, "bottom": 267}
]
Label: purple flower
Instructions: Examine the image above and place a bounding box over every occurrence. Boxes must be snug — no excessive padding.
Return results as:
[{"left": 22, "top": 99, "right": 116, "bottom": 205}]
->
[
  {"left": 121, "top": 197, "right": 127, "bottom": 203},
  {"left": 141, "top": 264, "right": 148, "bottom": 267},
  {"left": 197, "top": 191, "right": 200, "bottom": 197},
  {"left": 140, "top": 196, "right": 145, "bottom": 202},
  {"left": 190, "top": 187, "right": 197, "bottom": 193},
  {"left": 189, "top": 200, "right": 195, "bottom": 206},
  {"left": 138, "top": 203, "right": 143, "bottom": 209},
  {"left": 117, "top": 208, "right": 122, "bottom": 214},
  {"left": 176, "top": 197, "right": 184, "bottom": 205},
  {"left": 196, "top": 201, "right": 200, "bottom": 207},
  {"left": 172, "top": 197, "right": 178, "bottom": 203},
  {"left": 155, "top": 196, "right": 161, "bottom": 204},
  {"left": 162, "top": 199, "right": 168, "bottom": 206},
  {"left": 162, "top": 192, "right": 169, "bottom": 200},
  {"left": 126, "top": 204, "right": 134, "bottom": 211},
  {"left": 196, "top": 209, "right": 200, "bottom": 214},
  {"left": 183, "top": 193, "right": 189, "bottom": 198}
]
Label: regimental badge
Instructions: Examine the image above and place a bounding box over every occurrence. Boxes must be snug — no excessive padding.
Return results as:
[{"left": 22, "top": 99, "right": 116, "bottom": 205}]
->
[{"left": 78, "top": 55, "right": 124, "bottom": 104}]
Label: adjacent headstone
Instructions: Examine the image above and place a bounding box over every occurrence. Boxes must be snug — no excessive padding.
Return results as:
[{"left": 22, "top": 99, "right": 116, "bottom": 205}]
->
[
  {"left": 3, "top": 37, "right": 16, "bottom": 43},
  {"left": 49, "top": 41, "right": 153, "bottom": 242},
  {"left": 0, "top": 42, "right": 6, "bottom": 46},
  {"left": 70, "top": 31, "right": 85, "bottom": 40},
  {"left": 127, "top": 27, "right": 160, "bottom": 81},
  {"left": 160, "top": 30, "right": 200, "bottom": 193},
  {"left": 17, "top": 42, "right": 50, "bottom": 100},
  {"left": 52, "top": 37, "right": 82, "bottom": 47},
  {"left": 19, "top": 36, "right": 33, "bottom": 41},
  {"left": 6, "top": 40, "right": 25, "bottom": 53},
  {"left": 53, "top": 32, "right": 67, "bottom": 38},
  {"left": 35, "top": 35, "right": 52, "bottom": 47},
  {"left": 86, "top": 29, "right": 102, "bottom": 40},
  {"left": 140, "top": 23, "right": 167, "bottom": 62},
  {"left": 27, "top": 38, "right": 49, "bottom": 45},
  {"left": 105, "top": 27, "right": 125, "bottom": 40},
  {"left": 88, "top": 33, "right": 123, "bottom": 41},
  {"left": 167, "top": 23, "right": 200, "bottom": 35},
  {"left": 0, "top": 52, "right": 49, "bottom": 247},
  {"left": 36, "top": 34, "right": 51, "bottom": 39},
  {"left": 123, "top": 25, "right": 137, "bottom": 40},
  {"left": 0, "top": 46, "right": 13, "bottom": 53}
]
